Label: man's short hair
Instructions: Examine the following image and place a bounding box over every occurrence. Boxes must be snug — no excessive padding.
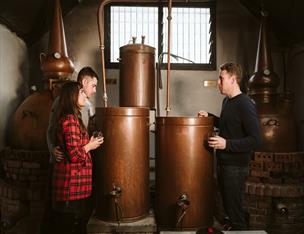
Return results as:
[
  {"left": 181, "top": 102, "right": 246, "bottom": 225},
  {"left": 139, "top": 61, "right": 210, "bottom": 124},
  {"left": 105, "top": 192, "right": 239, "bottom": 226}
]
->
[
  {"left": 220, "top": 62, "right": 243, "bottom": 85},
  {"left": 77, "top": 66, "right": 98, "bottom": 83}
]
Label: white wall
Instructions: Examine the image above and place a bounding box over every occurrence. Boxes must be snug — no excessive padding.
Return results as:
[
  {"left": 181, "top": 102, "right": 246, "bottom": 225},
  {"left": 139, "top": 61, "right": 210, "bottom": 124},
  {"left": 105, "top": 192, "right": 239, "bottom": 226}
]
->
[{"left": 0, "top": 25, "right": 29, "bottom": 150}]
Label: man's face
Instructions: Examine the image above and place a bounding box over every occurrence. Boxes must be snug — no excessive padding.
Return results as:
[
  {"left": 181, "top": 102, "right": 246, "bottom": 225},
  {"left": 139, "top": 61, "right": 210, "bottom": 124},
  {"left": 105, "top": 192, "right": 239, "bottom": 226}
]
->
[
  {"left": 82, "top": 76, "right": 98, "bottom": 98},
  {"left": 217, "top": 69, "right": 235, "bottom": 96}
]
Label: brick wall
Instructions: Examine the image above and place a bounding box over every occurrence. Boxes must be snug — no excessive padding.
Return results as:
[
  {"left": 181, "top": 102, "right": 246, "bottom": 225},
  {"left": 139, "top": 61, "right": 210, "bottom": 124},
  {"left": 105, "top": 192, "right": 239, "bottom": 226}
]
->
[
  {"left": 244, "top": 151, "right": 304, "bottom": 234},
  {"left": 0, "top": 147, "right": 51, "bottom": 234}
]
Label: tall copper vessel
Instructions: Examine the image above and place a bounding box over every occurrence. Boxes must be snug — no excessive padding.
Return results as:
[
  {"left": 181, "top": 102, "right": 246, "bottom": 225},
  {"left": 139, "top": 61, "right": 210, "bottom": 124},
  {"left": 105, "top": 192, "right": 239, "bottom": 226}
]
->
[
  {"left": 8, "top": 0, "right": 74, "bottom": 150},
  {"left": 8, "top": 91, "right": 53, "bottom": 150},
  {"left": 248, "top": 11, "right": 297, "bottom": 152},
  {"left": 94, "top": 107, "right": 150, "bottom": 221},
  {"left": 155, "top": 116, "right": 214, "bottom": 229},
  {"left": 119, "top": 38, "right": 155, "bottom": 108},
  {"left": 40, "top": 0, "right": 74, "bottom": 79}
]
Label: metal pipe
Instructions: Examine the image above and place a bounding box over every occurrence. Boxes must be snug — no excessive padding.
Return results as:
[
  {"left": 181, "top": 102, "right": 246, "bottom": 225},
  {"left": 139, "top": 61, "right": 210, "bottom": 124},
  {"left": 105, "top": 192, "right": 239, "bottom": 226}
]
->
[
  {"left": 165, "top": 0, "right": 172, "bottom": 116},
  {"left": 97, "top": 0, "right": 168, "bottom": 107},
  {"left": 156, "top": 52, "right": 194, "bottom": 116}
]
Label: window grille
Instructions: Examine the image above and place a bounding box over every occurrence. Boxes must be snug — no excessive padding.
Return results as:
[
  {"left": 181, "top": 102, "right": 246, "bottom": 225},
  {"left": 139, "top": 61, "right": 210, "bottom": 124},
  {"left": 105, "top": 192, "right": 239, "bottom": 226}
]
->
[{"left": 105, "top": 2, "right": 216, "bottom": 70}]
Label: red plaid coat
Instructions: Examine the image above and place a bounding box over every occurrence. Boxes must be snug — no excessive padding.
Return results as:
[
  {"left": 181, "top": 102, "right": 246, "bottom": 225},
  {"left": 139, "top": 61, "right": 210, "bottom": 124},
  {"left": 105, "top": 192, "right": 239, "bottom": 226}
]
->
[{"left": 52, "top": 114, "right": 92, "bottom": 201}]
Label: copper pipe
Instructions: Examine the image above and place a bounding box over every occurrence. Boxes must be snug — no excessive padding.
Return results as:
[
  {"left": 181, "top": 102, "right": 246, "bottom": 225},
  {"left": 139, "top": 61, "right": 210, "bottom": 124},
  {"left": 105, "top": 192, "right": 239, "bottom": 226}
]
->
[
  {"left": 97, "top": 0, "right": 163, "bottom": 107},
  {"left": 165, "top": 0, "right": 172, "bottom": 116},
  {"left": 157, "top": 52, "right": 194, "bottom": 116}
]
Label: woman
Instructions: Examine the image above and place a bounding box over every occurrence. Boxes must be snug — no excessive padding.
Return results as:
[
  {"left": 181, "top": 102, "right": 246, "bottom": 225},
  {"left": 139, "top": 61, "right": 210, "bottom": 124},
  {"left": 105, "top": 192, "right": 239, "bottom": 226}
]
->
[{"left": 51, "top": 81, "right": 103, "bottom": 234}]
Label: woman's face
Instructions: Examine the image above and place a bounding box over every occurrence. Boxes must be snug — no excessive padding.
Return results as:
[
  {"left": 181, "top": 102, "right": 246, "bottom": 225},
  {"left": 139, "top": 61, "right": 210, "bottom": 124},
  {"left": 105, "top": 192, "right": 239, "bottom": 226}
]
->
[{"left": 78, "top": 89, "right": 87, "bottom": 107}]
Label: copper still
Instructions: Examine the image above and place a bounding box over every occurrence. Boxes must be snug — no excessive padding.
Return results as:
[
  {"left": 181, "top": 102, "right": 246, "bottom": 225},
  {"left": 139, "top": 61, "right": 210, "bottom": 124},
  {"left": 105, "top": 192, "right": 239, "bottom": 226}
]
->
[
  {"left": 8, "top": 91, "right": 53, "bottom": 150},
  {"left": 40, "top": 0, "right": 74, "bottom": 79},
  {"left": 119, "top": 36, "right": 156, "bottom": 108},
  {"left": 94, "top": 107, "right": 150, "bottom": 221},
  {"left": 248, "top": 11, "right": 297, "bottom": 152},
  {"left": 7, "top": 0, "right": 74, "bottom": 150},
  {"left": 155, "top": 116, "right": 214, "bottom": 229}
]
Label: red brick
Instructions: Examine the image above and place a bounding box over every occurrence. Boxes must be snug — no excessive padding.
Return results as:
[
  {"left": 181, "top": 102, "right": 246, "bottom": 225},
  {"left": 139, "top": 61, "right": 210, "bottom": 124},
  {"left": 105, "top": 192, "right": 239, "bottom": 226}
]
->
[
  {"left": 246, "top": 176, "right": 262, "bottom": 183},
  {"left": 264, "top": 161, "right": 283, "bottom": 172},
  {"left": 254, "top": 152, "right": 273, "bottom": 162},
  {"left": 6, "top": 160, "right": 21, "bottom": 168},
  {"left": 255, "top": 184, "right": 266, "bottom": 196},
  {"left": 263, "top": 177, "right": 283, "bottom": 184},
  {"left": 247, "top": 183, "right": 257, "bottom": 195},
  {"left": 249, "top": 161, "right": 264, "bottom": 171},
  {"left": 247, "top": 207, "right": 269, "bottom": 215},
  {"left": 272, "top": 185, "right": 282, "bottom": 197},
  {"left": 258, "top": 200, "right": 272, "bottom": 209},
  {"left": 251, "top": 170, "right": 269, "bottom": 177},
  {"left": 22, "top": 162, "right": 40, "bottom": 169}
]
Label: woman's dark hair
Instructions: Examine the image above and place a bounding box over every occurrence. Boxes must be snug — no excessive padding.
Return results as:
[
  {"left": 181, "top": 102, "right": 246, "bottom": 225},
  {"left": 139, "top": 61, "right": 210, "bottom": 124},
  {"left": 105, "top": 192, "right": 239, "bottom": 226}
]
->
[{"left": 56, "top": 81, "right": 86, "bottom": 132}]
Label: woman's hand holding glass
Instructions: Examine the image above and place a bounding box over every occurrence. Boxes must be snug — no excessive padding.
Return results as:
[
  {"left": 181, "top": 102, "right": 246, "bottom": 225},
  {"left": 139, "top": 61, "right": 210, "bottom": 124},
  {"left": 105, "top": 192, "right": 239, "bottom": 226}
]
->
[{"left": 84, "top": 131, "right": 104, "bottom": 152}]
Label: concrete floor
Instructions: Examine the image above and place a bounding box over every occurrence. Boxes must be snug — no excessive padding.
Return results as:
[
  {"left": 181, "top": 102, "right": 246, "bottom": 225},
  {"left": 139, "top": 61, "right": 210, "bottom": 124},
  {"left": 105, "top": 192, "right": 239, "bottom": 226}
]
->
[
  {"left": 161, "top": 232, "right": 267, "bottom": 234},
  {"left": 88, "top": 213, "right": 268, "bottom": 234}
]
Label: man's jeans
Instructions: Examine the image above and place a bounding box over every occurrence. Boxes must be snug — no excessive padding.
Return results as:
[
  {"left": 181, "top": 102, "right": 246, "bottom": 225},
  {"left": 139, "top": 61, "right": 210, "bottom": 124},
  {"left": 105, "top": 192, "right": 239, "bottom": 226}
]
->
[{"left": 217, "top": 165, "right": 249, "bottom": 230}]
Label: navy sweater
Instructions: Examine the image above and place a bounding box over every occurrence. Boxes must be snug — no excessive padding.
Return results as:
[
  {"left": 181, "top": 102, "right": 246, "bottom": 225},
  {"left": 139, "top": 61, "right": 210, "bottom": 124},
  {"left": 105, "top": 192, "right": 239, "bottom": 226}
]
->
[{"left": 213, "top": 93, "right": 261, "bottom": 166}]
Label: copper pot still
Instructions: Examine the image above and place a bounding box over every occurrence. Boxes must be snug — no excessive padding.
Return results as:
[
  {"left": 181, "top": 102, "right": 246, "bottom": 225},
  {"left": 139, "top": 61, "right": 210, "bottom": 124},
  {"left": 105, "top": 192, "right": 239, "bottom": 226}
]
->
[
  {"left": 155, "top": 116, "right": 214, "bottom": 229},
  {"left": 248, "top": 11, "right": 297, "bottom": 152},
  {"left": 8, "top": 90, "right": 53, "bottom": 150},
  {"left": 94, "top": 107, "right": 150, "bottom": 221},
  {"left": 119, "top": 37, "right": 155, "bottom": 108},
  {"left": 250, "top": 92, "right": 297, "bottom": 152}
]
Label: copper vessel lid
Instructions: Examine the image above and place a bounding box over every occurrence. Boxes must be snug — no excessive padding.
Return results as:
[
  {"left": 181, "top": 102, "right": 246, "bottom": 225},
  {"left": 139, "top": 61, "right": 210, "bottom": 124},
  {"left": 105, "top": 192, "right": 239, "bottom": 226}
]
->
[
  {"left": 96, "top": 107, "right": 150, "bottom": 116},
  {"left": 120, "top": 43, "right": 155, "bottom": 54},
  {"left": 156, "top": 116, "right": 214, "bottom": 126}
]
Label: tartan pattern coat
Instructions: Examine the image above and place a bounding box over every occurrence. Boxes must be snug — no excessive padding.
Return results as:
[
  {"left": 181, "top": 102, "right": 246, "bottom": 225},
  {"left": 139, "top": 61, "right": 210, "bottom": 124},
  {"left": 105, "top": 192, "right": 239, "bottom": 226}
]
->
[{"left": 52, "top": 114, "right": 92, "bottom": 201}]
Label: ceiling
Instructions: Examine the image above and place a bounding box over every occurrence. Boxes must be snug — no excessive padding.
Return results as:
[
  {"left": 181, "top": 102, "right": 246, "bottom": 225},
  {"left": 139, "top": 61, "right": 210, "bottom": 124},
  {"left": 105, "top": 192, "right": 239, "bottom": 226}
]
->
[
  {"left": 1, "top": 0, "right": 304, "bottom": 47},
  {"left": 0, "top": 0, "right": 80, "bottom": 46},
  {"left": 238, "top": 0, "right": 304, "bottom": 47}
]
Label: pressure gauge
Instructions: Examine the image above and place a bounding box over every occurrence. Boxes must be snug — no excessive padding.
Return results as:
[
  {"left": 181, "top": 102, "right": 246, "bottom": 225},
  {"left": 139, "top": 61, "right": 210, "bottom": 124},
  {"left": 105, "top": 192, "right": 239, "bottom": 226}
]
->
[
  {"left": 263, "top": 69, "right": 270, "bottom": 76},
  {"left": 53, "top": 52, "right": 61, "bottom": 59}
]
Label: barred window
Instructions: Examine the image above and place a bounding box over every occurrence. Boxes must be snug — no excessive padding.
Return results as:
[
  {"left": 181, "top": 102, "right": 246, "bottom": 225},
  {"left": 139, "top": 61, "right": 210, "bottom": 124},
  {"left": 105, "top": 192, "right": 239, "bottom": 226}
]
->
[{"left": 105, "top": 2, "right": 216, "bottom": 70}]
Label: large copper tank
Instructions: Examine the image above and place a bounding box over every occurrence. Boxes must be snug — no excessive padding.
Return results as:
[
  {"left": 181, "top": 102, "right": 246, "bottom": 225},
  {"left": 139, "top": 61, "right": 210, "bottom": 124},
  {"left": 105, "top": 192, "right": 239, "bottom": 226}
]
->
[
  {"left": 8, "top": 90, "right": 53, "bottom": 150},
  {"left": 155, "top": 116, "right": 214, "bottom": 229},
  {"left": 7, "top": 0, "right": 73, "bottom": 151},
  {"left": 119, "top": 39, "right": 155, "bottom": 108},
  {"left": 94, "top": 107, "right": 150, "bottom": 221}
]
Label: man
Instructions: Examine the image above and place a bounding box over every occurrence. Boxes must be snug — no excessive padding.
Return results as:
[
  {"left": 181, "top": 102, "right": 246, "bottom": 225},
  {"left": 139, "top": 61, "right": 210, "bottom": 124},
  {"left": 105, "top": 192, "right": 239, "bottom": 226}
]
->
[
  {"left": 198, "top": 62, "right": 261, "bottom": 230},
  {"left": 47, "top": 66, "right": 98, "bottom": 162}
]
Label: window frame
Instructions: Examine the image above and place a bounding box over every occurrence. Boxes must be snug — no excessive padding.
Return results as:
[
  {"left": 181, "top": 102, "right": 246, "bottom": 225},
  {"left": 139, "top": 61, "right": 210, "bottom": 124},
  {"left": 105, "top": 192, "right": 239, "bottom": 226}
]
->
[{"left": 104, "top": 1, "right": 216, "bottom": 71}]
